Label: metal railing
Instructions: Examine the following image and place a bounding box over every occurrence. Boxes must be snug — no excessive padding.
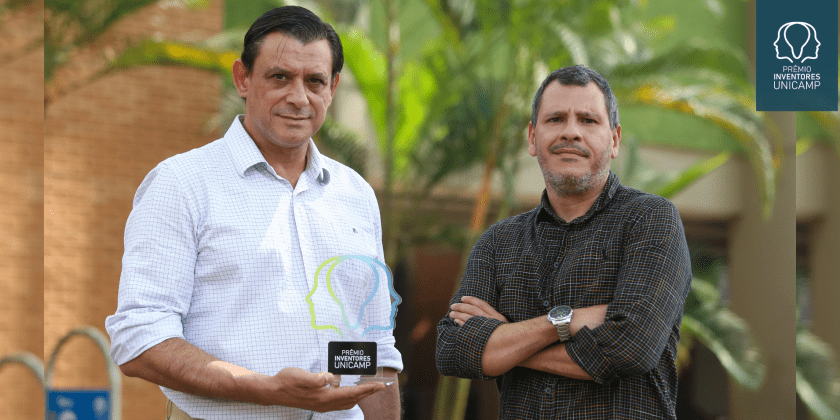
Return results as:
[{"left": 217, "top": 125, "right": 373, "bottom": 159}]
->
[{"left": 45, "top": 326, "right": 122, "bottom": 420}]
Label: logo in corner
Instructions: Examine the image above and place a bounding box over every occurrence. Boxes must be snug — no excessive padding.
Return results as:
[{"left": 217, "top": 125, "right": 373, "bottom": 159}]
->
[{"left": 774, "top": 22, "right": 821, "bottom": 63}]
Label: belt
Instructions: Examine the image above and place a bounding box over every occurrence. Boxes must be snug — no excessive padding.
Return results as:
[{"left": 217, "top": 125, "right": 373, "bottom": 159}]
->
[{"left": 166, "top": 400, "right": 205, "bottom": 420}]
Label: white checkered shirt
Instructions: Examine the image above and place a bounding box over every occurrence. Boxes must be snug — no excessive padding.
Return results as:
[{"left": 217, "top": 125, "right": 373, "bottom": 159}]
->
[{"left": 105, "top": 116, "right": 403, "bottom": 419}]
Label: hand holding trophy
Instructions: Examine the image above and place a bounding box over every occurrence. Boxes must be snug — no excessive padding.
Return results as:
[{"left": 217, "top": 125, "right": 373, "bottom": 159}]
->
[{"left": 306, "top": 255, "right": 401, "bottom": 385}]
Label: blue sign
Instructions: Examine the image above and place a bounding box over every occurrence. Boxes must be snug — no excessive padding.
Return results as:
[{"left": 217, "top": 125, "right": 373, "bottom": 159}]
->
[
  {"left": 756, "top": 0, "right": 838, "bottom": 110},
  {"left": 47, "top": 389, "right": 110, "bottom": 420}
]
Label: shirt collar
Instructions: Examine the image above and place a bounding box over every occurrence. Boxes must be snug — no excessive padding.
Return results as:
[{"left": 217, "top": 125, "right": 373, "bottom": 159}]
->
[
  {"left": 537, "top": 171, "right": 620, "bottom": 225},
  {"left": 224, "top": 115, "right": 331, "bottom": 187}
]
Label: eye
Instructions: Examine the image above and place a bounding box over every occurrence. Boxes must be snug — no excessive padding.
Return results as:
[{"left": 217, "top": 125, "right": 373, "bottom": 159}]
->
[
  {"left": 548, "top": 117, "right": 561, "bottom": 123},
  {"left": 583, "top": 118, "right": 596, "bottom": 124},
  {"left": 309, "top": 77, "right": 325, "bottom": 84},
  {"left": 273, "top": 74, "right": 287, "bottom": 80}
]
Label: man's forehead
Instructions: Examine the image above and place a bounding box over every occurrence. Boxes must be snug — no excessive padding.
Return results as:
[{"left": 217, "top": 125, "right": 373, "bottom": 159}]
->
[
  {"left": 540, "top": 81, "right": 607, "bottom": 116},
  {"left": 254, "top": 32, "right": 332, "bottom": 72}
]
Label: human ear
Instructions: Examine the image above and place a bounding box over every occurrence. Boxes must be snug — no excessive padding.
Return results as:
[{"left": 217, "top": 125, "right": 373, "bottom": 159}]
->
[
  {"left": 610, "top": 125, "right": 621, "bottom": 158},
  {"left": 527, "top": 121, "right": 537, "bottom": 157},
  {"left": 232, "top": 59, "right": 249, "bottom": 99}
]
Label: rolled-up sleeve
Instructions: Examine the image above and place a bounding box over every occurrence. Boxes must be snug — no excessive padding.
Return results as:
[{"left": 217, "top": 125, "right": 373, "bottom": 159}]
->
[
  {"left": 435, "top": 227, "right": 506, "bottom": 380},
  {"left": 565, "top": 199, "right": 692, "bottom": 384},
  {"left": 105, "top": 162, "right": 198, "bottom": 366}
]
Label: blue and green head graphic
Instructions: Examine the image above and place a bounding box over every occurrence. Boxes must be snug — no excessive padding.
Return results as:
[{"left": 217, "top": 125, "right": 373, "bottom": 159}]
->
[{"left": 305, "top": 255, "right": 401, "bottom": 338}]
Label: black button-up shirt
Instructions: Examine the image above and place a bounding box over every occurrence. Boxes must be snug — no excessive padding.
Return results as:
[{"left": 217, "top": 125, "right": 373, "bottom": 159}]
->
[{"left": 436, "top": 172, "right": 692, "bottom": 419}]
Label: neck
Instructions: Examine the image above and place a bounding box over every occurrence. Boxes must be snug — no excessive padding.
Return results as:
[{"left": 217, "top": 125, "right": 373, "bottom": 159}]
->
[
  {"left": 545, "top": 176, "right": 608, "bottom": 222},
  {"left": 242, "top": 119, "right": 309, "bottom": 188}
]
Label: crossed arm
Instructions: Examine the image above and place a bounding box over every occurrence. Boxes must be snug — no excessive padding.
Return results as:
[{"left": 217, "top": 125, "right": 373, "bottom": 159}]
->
[
  {"left": 438, "top": 201, "right": 692, "bottom": 384},
  {"left": 449, "top": 296, "right": 607, "bottom": 378}
]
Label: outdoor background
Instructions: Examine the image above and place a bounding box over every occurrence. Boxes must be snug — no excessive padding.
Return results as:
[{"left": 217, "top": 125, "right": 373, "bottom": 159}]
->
[{"left": 1, "top": 0, "right": 838, "bottom": 419}]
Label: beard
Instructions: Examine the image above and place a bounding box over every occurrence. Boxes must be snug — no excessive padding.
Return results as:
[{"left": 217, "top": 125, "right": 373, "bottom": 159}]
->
[{"left": 538, "top": 141, "right": 612, "bottom": 197}]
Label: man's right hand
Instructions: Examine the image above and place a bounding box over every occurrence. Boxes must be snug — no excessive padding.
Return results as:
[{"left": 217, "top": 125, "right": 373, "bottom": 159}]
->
[
  {"left": 120, "top": 338, "right": 385, "bottom": 412},
  {"left": 252, "top": 367, "right": 385, "bottom": 412}
]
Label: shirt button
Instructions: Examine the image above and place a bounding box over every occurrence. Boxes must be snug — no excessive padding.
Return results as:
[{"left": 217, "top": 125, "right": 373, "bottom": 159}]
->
[
  {"left": 545, "top": 386, "right": 552, "bottom": 394},
  {"left": 553, "top": 262, "right": 559, "bottom": 269},
  {"left": 543, "top": 300, "right": 550, "bottom": 307}
]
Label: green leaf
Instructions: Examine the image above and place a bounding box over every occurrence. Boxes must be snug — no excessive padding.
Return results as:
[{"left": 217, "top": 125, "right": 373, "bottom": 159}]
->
[
  {"left": 393, "top": 61, "right": 437, "bottom": 177},
  {"left": 610, "top": 42, "right": 751, "bottom": 88},
  {"left": 339, "top": 29, "right": 388, "bottom": 147},
  {"left": 398, "top": 0, "right": 442, "bottom": 62},
  {"left": 555, "top": 24, "right": 589, "bottom": 66},
  {"left": 796, "top": 138, "right": 814, "bottom": 157},
  {"left": 619, "top": 83, "right": 776, "bottom": 218},
  {"left": 419, "top": 0, "right": 465, "bottom": 51},
  {"left": 641, "top": 15, "right": 676, "bottom": 39},
  {"left": 682, "top": 277, "right": 766, "bottom": 389},
  {"left": 103, "top": 40, "right": 237, "bottom": 77},
  {"left": 654, "top": 151, "right": 731, "bottom": 198},
  {"left": 796, "top": 331, "right": 840, "bottom": 420}
]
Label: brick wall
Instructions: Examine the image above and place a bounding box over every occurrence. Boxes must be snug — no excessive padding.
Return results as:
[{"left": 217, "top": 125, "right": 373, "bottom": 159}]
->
[
  {"left": 44, "top": 1, "right": 223, "bottom": 419},
  {"left": 0, "top": 1, "right": 45, "bottom": 418}
]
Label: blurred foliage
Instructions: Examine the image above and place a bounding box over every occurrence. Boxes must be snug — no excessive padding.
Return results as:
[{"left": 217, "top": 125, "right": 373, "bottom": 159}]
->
[
  {"left": 798, "top": 109, "right": 840, "bottom": 161},
  {"left": 43, "top": 0, "right": 210, "bottom": 103},
  {"left": 797, "top": 274, "right": 840, "bottom": 420},
  {"left": 614, "top": 135, "right": 732, "bottom": 199},
  {"left": 0, "top": 0, "right": 37, "bottom": 15},
  {"left": 45, "top": 0, "right": 159, "bottom": 81},
  {"left": 680, "top": 265, "right": 765, "bottom": 390}
]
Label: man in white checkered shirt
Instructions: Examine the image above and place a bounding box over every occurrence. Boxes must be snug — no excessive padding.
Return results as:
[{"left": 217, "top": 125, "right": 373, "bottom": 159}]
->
[{"left": 105, "top": 6, "right": 402, "bottom": 419}]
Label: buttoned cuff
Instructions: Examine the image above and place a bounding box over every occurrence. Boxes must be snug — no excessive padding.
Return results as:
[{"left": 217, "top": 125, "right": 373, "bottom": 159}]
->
[{"left": 565, "top": 326, "right": 618, "bottom": 385}]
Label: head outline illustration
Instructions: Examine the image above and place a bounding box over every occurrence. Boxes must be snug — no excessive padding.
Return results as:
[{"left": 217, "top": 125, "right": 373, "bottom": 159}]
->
[
  {"left": 774, "top": 22, "right": 820, "bottom": 63},
  {"left": 306, "top": 255, "right": 401, "bottom": 337}
]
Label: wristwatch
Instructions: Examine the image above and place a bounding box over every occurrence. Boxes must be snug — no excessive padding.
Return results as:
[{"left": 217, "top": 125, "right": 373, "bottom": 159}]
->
[{"left": 547, "top": 305, "right": 573, "bottom": 342}]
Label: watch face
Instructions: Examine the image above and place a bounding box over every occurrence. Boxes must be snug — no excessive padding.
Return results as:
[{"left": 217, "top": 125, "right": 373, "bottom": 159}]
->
[{"left": 549, "top": 305, "right": 572, "bottom": 319}]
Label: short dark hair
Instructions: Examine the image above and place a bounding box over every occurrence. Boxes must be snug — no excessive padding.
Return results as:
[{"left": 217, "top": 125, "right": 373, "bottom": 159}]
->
[
  {"left": 531, "top": 65, "right": 619, "bottom": 130},
  {"left": 241, "top": 6, "right": 344, "bottom": 79}
]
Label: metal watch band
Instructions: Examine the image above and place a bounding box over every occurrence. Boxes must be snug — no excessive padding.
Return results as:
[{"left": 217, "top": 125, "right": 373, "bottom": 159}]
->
[{"left": 554, "top": 322, "right": 571, "bottom": 342}]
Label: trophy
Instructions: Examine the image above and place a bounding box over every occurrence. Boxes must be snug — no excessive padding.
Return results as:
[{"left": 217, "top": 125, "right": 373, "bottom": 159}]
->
[{"left": 306, "top": 255, "right": 401, "bottom": 385}]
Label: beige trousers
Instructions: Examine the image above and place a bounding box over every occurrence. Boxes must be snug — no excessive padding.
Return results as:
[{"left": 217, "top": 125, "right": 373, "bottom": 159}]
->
[{"left": 166, "top": 400, "right": 205, "bottom": 420}]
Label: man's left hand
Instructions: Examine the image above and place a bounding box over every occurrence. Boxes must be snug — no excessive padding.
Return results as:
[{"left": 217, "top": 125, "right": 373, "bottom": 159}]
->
[{"left": 449, "top": 296, "right": 509, "bottom": 325}]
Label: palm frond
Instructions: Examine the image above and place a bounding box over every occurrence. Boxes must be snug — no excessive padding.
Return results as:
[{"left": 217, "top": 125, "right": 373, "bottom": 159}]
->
[
  {"left": 103, "top": 39, "right": 236, "bottom": 77},
  {"left": 796, "top": 330, "right": 840, "bottom": 420},
  {"left": 655, "top": 151, "right": 731, "bottom": 199},
  {"left": 619, "top": 82, "right": 777, "bottom": 218},
  {"left": 610, "top": 41, "right": 751, "bottom": 88},
  {"left": 682, "top": 277, "right": 766, "bottom": 390}
]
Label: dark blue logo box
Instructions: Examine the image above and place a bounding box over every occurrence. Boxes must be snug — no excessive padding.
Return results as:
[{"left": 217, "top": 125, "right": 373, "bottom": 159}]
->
[
  {"left": 756, "top": 0, "right": 838, "bottom": 111},
  {"left": 47, "top": 389, "right": 110, "bottom": 420}
]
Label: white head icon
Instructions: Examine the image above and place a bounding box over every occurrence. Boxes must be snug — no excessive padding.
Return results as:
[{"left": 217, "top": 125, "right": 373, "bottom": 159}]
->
[{"left": 774, "top": 22, "right": 821, "bottom": 63}]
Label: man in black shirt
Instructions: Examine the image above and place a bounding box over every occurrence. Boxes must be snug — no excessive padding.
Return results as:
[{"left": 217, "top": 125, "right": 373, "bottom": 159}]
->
[{"left": 436, "top": 65, "right": 692, "bottom": 419}]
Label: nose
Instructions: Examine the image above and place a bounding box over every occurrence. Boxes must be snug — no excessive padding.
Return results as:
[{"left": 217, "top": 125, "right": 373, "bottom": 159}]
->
[
  {"left": 286, "top": 79, "right": 308, "bottom": 108},
  {"left": 560, "top": 119, "right": 582, "bottom": 142}
]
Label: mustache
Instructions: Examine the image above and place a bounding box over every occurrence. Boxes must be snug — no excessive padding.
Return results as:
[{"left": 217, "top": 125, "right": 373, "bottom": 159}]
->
[
  {"left": 548, "top": 143, "right": 590, "bottom": 157},
  {"left": 274, "top": 107, "right": 314, "bottom": 118}
]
